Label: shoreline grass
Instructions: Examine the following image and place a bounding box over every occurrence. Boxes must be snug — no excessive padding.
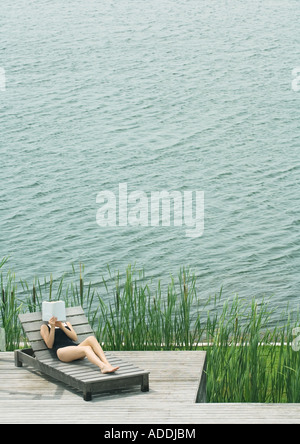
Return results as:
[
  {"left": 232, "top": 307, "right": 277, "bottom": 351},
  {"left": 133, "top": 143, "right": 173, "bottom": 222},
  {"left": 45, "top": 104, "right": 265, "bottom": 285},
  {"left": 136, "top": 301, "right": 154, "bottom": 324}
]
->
[{"left": 1, "top": 258, "right": 300, "bottom": 403}]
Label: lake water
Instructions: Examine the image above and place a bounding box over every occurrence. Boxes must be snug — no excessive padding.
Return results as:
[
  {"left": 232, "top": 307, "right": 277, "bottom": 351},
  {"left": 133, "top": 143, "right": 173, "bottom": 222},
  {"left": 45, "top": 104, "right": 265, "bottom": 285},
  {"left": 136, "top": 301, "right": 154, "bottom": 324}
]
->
[{"left": 1, "top": 0, "right": 299, "bottom": 319}]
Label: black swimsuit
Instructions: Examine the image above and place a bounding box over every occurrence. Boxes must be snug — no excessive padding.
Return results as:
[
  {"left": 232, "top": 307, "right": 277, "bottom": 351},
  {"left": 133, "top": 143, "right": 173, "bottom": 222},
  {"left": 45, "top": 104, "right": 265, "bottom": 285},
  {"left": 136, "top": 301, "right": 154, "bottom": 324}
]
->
[{"left": 47, "top": 325, "right": 78, "bottom": 357}]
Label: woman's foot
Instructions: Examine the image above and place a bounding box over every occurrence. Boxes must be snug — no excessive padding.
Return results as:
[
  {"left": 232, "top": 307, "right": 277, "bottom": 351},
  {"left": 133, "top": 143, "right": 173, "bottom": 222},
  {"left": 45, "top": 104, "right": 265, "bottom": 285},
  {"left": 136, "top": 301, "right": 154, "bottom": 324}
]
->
[{"left": 101, "top": 364, "right": 120, "bottom": 374}]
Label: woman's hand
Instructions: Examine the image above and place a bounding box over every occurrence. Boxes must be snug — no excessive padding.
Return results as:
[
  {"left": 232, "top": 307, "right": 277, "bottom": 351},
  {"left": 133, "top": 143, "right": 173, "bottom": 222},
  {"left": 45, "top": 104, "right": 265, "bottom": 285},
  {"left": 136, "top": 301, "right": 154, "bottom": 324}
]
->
[
  {"left": 49, "top": 318, "right": 65, "bottom": 330},
  {"left": 55, "top": 321, "right": 64, "bottom": 329},
  {"left": 49, "top": 316, "right": 57, "bottom": 328}
]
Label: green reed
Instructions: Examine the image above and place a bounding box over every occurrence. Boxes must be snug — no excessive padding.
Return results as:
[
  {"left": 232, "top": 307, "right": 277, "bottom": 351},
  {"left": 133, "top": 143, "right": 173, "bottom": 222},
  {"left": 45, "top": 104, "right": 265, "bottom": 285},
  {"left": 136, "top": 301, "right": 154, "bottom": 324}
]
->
[
  {"left": 97, "top": 265, "right": 207, "bottom": 351},
  {"left": 205, "top": 297, "right": 300, "bottom": 403},
  {"left": 1, "top": 257, "right": 300, "bottom": 402},
  {"left": 0, "top": 259, "right": 23, "bottom": 350}
]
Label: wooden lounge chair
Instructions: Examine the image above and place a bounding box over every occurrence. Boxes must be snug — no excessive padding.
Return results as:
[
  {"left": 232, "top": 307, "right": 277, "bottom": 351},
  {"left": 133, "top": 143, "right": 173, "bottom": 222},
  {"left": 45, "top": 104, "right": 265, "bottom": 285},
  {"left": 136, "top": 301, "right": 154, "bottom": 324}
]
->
[{"left": 15, "top": 306, "right": 150, "bottom": 401}]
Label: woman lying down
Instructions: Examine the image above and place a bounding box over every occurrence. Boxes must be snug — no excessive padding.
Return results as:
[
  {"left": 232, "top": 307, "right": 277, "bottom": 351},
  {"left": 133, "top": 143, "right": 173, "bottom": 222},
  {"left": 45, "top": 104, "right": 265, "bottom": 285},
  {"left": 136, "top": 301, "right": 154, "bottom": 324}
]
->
[{"left": 40, "top": 316, "right": 120, "bottom": 374}]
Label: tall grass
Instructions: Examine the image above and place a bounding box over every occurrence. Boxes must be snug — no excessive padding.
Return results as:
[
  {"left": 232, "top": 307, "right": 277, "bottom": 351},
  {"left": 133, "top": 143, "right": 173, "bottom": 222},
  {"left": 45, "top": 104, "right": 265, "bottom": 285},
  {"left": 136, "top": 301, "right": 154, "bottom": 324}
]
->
[
  {"left": 95, "top": 265, "right": 206, "bottom": 350},
  {"left": 1, "top": 257, "right": 300, "bottom": 402},
  {"left": 0, "top": 258, "right": 23, "bottom": 350},
  {"left": 204, "top": 297, "right": 300, "bottom": 403}
]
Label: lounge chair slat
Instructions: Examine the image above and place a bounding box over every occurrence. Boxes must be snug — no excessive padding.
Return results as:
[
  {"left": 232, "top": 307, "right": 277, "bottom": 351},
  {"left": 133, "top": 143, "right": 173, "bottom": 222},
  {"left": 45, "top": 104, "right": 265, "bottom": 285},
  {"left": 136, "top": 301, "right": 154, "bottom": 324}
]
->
[
  {"left": 42, "top": 361, "right": 142, "bottom": 377},
  {"left": 80, "top": 369, "right": 149, "bottom": 383},
  {"left": 24, "top": 324, "right": 94, "bottom": 342},
  {"left": 28, "top": 333, "right": 96, "bottom": 354},
  {"left": 25, "top": 329, "right": 94, "bottom": 344},
  {"left": 21, "top": 315, "right": 93, "bottom": 334},
  {"left": 19, "top": 307, "right": 85, "bottom": 323},
  {"left": 34, "top": 350, "right": 54, "bottom": 360}
]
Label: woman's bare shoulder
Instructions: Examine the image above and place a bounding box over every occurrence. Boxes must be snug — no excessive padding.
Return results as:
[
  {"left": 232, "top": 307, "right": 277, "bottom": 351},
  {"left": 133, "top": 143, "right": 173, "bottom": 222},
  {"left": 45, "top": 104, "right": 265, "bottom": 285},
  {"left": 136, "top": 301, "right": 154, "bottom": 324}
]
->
[{"left": 40, "top": 324, "right": 48, "bottom": 334}]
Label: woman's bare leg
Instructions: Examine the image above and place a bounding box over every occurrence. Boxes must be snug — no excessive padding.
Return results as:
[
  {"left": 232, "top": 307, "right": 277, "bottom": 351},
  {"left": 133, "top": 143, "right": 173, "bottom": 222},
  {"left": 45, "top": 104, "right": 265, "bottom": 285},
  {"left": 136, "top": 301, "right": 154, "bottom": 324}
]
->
[
  {"left": 78, "top": 336, "right": 119, "bottom": 371},
  {"left": 57, "top": 346, "right": 119, "bottom": 373}
]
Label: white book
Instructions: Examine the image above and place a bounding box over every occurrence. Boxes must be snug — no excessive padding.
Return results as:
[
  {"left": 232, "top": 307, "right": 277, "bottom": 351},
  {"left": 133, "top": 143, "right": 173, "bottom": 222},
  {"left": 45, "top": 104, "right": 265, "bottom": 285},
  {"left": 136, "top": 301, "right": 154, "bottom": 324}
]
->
[{"left": 42, "top": 301, "right": 66, "bottom": 322}]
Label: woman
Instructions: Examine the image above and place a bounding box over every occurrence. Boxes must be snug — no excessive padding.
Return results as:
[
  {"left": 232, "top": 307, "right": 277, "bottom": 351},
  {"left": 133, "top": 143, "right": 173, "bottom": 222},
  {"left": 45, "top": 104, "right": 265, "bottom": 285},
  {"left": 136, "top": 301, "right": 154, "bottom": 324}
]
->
[{"left": 40, "top": 316, "right": 120, "bottom": 374}]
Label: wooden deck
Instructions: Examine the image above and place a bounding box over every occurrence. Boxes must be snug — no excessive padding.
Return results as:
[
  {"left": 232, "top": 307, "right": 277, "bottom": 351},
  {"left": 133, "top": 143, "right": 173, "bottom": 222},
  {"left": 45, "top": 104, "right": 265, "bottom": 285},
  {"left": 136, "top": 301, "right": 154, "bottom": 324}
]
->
[{"left": 1, "top": 351, "right": 300, "bottom": 424}]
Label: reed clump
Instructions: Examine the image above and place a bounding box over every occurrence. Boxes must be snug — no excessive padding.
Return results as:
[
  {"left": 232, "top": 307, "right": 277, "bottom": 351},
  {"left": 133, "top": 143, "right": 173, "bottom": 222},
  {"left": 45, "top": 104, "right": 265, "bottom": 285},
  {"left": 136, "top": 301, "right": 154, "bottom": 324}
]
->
[
  {"left": 205, "top": 297, "right": 300, "bottom": 403},
  {"left": 0, "top": 257, "right": 300, "bottom": 403}
]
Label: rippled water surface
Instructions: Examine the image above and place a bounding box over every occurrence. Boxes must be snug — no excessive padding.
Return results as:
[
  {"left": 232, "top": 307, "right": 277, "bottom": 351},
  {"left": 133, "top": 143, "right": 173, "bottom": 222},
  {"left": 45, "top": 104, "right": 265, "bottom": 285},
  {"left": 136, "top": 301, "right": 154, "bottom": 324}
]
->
[{"left": 1, "top": 0, "right": 300, "bottom": 316}]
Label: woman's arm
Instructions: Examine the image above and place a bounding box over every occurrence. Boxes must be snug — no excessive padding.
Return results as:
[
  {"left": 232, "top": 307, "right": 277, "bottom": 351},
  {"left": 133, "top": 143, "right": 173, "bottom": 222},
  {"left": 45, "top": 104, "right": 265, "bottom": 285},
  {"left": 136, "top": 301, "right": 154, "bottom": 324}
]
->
[{"left": 40, "top": 320, "right": 56, "bottom": 349}]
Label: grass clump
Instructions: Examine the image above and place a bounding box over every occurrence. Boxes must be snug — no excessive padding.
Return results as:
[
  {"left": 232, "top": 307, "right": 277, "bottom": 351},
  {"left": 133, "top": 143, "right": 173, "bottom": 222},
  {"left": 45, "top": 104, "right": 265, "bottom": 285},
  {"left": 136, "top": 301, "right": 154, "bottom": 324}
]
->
[{"left": 205, "top": 297, "right": 300, "bottom": 403}]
